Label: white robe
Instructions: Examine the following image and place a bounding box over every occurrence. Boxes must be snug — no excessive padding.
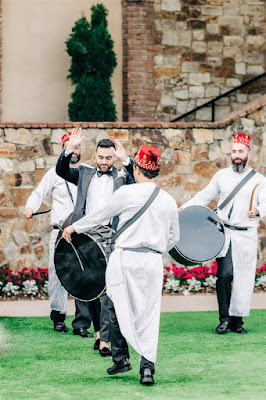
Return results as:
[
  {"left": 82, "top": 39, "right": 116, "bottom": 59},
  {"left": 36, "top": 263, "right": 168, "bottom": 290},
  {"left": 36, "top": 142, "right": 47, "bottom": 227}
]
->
[
  {"left": 182, "top": 166, "right": 266, "bottom": 316},
  {"left": 25, "top": 167, "right": 77, "bottom": 313},
  {"left": 73, "top": 182, "right": 180, "bottom": 363}
]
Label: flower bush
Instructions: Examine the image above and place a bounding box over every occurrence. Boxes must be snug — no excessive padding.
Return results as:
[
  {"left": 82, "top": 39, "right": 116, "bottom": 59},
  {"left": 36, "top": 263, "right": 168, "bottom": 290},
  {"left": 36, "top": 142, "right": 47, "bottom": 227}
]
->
[
  {"left": 163, "top": 261, "right": 266, "bottom": 294},
  {"left": 0, "top": 262, "right": 265, "bottom": 298},
  {"left": 0, "top": 266, "right": 49, "bottom": 299}
]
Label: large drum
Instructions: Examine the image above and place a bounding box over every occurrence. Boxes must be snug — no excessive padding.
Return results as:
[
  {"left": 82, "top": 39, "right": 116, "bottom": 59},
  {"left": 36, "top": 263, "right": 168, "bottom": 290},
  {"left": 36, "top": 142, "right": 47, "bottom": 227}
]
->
[
  {"left": 169, "top": 206, "right": 225, "bottom": 266},
  {"left": 54, "top": 225, "right": 114, "bottom": 301}
]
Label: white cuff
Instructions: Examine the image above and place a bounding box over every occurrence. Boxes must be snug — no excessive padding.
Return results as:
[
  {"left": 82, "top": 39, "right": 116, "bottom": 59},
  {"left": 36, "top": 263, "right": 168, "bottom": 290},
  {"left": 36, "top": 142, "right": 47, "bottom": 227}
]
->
[
  {"left": 64, "top": 148, "right": 74, "bottom": 157},
  {"left": 122, "top": 156, "right": 131, "bottom": 166}
]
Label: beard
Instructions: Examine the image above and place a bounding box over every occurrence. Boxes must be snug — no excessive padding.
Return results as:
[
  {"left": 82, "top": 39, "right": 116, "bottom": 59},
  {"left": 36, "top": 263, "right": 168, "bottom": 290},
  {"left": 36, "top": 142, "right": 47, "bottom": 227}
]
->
[
  {"left": 70, "top": 154, "right": 81, "bottom": 165},
  {"left": 231, "top": 155, "right": 248, "bottom": 173},
  {"left": 97, "top": 163, "right": 112, "bottom": 172}
]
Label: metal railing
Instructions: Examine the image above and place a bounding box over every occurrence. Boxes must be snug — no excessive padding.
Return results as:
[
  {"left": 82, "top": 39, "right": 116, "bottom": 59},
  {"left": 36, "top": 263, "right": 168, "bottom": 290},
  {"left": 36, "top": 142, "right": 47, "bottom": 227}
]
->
[{"left": 170, "top": 72, "right": 266, "bottom": 122}]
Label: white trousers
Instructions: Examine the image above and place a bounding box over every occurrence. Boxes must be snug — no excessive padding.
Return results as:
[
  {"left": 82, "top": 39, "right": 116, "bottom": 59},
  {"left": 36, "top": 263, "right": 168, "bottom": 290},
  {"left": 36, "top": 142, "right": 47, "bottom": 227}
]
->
[{"left": 48, "top": 229, "right": 68, "bottom": 314}]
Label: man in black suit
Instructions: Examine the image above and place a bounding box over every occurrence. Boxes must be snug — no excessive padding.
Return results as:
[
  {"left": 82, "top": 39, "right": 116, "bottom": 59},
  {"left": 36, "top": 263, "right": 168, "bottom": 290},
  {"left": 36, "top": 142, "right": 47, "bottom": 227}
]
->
[{"left": 56, "top": 127, "right": 133, "bottom": 356}]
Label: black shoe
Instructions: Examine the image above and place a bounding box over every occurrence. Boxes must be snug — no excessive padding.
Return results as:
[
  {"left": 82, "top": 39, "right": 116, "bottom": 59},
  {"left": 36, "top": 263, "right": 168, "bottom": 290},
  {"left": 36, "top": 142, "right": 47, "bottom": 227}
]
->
[
  {"left": 230, "top": 326, "right": 247, "bottom": 334},
  {"left": 140, "top": 368, "right": 154, "bottom": 385},
  {"left": 94, "top": 338, "right": 100, "bottom": 350},
  {"left": 99, "top": 347, "right": 112, "bottom": 357},
  {"left": 215, "top": 321, "right": 230, "bottom": 334},
  {"left": 54, "top": 322, "right": 68, "bottom": 332},
  {"left": 73, "top": 328, "right": 94, "bottom": 338},
  {"left": 107, "top": 358, "right": 132, "bottom": 375}
]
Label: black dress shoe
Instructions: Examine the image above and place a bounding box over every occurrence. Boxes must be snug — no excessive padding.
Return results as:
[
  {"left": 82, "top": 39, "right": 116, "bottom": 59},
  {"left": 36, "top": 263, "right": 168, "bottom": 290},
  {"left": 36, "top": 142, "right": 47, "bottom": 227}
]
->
[
  {"left": 94, "top": 338, "right": 100, "bottom": 350},
  {"left": 140, "top": 368, "right": 154, "bottom": 385},
  {"left": 73, "top": 328, "right": 94, "bottom": 338},
  {"left": 215, "top": 321, "right": 230, "bottom": 334},
  {"left": 54, "top": 322, "right": 68, "bottom": 332},
  {"left": 99, "top": 347, "right": 112, "bottom": 357},
  {"left": 230, "top": 326, "right": 247, "bottom": 334},
  {"left": 107, "top": 358, "right": 132, "bottom": 375}
]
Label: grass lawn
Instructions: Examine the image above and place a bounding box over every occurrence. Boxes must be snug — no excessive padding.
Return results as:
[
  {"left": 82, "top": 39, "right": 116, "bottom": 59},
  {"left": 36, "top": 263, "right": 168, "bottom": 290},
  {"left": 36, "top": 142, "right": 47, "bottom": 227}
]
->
[{"left": 0, "top": 310, "right": 265, "bottom": 400}]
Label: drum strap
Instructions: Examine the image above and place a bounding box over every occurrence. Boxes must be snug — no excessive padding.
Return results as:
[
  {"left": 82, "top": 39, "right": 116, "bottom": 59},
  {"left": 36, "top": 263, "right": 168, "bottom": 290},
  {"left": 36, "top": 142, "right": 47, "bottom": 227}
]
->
[
  {"left": 215, "top": 169, "right": 256, "bottom": 212},
  {"left": 108, "top": 186, "right": 160, "bottom": 245},
  {"left": 65, "top": 181, "right": 74, "bottom": 205}
]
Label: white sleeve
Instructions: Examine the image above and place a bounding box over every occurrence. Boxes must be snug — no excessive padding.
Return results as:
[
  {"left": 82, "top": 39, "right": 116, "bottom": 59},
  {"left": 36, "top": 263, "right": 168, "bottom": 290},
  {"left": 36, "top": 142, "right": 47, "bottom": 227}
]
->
[
  {"left": 256, "top": 177, "right": 266, "bottom": 218},
  {"left": 73, "top": 188, "right": 128, "bottom": 233},
  {"left": 122, "top": 156, "right": 131, "bottom": 166},
  {"left": 166, "top": 208, "right": 180, "bottom": 252},
  {"left": 25, "top": 169, "right": 55, "bottom": 213},
  {"left": 182, "top": 171, "right": 220, "bottom": 209}
]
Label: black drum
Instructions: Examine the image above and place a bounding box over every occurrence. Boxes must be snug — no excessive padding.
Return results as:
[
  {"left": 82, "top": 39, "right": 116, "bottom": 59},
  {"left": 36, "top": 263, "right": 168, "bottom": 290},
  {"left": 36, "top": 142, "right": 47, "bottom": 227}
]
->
[
  {"left": 169, "top": 206, "right": 225, "bottom": 266},
  {"left": 54, "top": 225, "right": 114, "bottom": 301}
]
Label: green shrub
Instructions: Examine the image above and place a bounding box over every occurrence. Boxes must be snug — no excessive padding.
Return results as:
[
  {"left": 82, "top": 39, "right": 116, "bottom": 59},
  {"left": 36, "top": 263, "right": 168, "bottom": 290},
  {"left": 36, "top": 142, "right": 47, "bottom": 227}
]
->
[{"left": 66, "top": 4, "right": 117, "bottom": 121}]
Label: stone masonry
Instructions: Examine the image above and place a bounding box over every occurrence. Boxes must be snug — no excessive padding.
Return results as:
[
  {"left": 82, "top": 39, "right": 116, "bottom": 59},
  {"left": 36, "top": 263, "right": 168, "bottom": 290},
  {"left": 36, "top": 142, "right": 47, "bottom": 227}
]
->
[
  {"left": 122, "top": 0, "right": 265, "bottom": 121},
  {"left": 0, "top": 95, "right": 265, "bottom": 270}
]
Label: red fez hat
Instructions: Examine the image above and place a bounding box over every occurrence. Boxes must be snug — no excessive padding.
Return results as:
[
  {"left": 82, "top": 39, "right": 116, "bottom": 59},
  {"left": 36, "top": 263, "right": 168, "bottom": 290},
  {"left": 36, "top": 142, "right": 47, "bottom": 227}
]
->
[
  {"left": 233, "top": 133, "right": 251, "bottom": 148},
  {"left": 135, "top": 145, "right": 161, "bottom": 171},
  {"left": 61, "top": 132, "right": 71, "bottom": 145}
]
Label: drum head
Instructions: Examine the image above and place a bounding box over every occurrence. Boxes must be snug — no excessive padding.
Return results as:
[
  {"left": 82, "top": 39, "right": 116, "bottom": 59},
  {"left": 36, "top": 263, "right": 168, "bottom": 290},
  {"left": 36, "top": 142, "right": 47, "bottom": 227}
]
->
[
  {"left": 169, "top": 206, "right": 225, "bottom": 265},
  {"left": 54, "top": 232, "right": 106, "bottom": 301}
]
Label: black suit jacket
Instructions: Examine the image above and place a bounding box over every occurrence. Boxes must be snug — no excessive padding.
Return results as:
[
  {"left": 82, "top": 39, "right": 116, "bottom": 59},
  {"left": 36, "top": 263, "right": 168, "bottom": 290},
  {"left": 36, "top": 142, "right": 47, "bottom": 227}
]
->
[{"left": 56, "top": 151, "right": 134, "bottom": 227}]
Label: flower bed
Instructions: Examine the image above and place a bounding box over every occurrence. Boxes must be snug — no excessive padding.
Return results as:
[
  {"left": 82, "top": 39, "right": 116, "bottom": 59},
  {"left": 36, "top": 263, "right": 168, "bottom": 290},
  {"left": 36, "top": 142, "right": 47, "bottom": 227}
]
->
[
  {"left": 163, "top": 261, "right": 266, "bottom": 294},
  {"left": 0, "top": 262, "right": 266, "bottom": 299},
  {"left": 0, "top": 267, "right": 49, "bottom": 299}
]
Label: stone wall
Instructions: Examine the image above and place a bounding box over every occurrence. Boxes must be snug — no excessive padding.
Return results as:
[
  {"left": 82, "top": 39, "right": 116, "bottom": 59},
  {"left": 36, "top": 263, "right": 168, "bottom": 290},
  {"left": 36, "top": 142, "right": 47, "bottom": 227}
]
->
[
  {"left": 0, "top": 95, "right": 265, "bottom": 270},
  {"left": 122, "top": 0, "right": 265, "bottom": 121},
  {"left": 154, "top": 0, "right": 265, "bottom": 121}
]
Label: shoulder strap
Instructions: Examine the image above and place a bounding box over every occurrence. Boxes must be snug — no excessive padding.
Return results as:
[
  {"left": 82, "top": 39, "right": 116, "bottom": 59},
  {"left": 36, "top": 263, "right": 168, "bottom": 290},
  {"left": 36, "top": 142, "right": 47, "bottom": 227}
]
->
[
  {"left": 217, "top": 169, "right": 256, "bottom": 211},
  {"left": 65, "top": 181, "right": 74, "bottom": 205},
  {"left": 109, "top": 186, "right": 160, "bottom": 244}
]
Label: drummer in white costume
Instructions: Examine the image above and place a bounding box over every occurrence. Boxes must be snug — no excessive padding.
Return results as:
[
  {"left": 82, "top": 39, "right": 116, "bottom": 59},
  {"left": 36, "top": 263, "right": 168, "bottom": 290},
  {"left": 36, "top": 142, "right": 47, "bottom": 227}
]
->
[
  {"left": 182, "top": 133, "right": 266, "bottom": 334},
  {"left": 63, "top": 145, "right": 180, "bottom": 385},
  {"left": 24, "top": 132, "right": 80, "bottom": 332}
]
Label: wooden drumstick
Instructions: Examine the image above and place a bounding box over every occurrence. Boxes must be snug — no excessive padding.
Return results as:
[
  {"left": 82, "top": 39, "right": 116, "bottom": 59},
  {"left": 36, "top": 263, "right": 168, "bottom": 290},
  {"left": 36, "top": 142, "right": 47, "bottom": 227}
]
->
[{"left": 249, "top": 183, "right": 259, "bottom": 212}]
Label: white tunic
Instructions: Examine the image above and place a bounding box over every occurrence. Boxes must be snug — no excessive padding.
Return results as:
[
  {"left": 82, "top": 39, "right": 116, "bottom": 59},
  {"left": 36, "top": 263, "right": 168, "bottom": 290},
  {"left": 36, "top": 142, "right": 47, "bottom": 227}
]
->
[
  {"left": 25, "top": 167, "right": 77, "bottom": 227},
  {"left": 73, "top": 182, "right": 180, "bottom": 363},
  {"left": 182, "top": 166, "right": 266, "bottom": 316},
  {"left": 25, "top": 167, "right": 77, "bottom": 313}
]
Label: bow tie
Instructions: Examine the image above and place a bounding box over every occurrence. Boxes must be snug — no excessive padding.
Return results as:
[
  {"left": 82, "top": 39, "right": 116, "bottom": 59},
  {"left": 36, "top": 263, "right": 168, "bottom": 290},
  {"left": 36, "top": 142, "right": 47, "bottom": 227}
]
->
[{"left": 97, "top": 170, "right": 113, "bottom": 177}]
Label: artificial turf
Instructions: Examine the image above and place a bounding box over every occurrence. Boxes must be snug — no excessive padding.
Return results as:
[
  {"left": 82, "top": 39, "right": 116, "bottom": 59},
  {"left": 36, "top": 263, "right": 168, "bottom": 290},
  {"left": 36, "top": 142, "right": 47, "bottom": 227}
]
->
[{"left": 0, "top": 310, "right": 265, "bottom": 400}]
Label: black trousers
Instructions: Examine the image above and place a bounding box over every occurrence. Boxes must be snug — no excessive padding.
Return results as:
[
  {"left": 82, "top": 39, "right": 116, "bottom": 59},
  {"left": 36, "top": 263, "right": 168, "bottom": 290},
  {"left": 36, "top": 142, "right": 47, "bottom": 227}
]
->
[
  {"left": 72, "top": 295, "right": 110, "bottom": 342},
  {"left": 216, "top": 243, "right": 243, "bottom": 328},
  {"left": 50, "top": 309, "right": 66, "bottom": 323},
  {"left": 108, "top": 298, "right": 155, "bottom": 374}
]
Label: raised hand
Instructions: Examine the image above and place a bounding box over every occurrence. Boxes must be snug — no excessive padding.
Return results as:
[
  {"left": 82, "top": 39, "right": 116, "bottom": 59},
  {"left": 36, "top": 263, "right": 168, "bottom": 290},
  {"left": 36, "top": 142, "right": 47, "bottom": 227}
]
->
[
  {"left": 67, "top": 127, "right": 84, "bottom": 150},
  {"left": 114, "top": 139, "right": 128, "bottom": 162}
]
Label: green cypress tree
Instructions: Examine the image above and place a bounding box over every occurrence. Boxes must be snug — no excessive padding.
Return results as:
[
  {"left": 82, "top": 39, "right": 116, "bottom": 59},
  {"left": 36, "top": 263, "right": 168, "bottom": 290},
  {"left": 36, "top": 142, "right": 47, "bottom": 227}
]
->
[{"left": 66, "top": 4, "right": 117, "bottom": 121}]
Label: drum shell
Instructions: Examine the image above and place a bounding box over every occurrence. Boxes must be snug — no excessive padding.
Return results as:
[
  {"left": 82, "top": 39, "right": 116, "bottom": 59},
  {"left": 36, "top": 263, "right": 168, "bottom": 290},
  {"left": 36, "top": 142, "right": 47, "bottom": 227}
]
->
[
  {"left": 169, "top": 206, "right": 225, "bottom": 266},
  {"left": 54, "top": 225, "right": 114, "bottom": 301}
]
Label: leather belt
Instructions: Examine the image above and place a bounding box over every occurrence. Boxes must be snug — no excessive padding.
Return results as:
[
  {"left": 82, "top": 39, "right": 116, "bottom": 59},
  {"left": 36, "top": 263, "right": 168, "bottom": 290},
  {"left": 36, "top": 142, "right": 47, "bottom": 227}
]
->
[
  {"left": 123, "top": 247, "right": 162, "bottom": 254},
  {"left": 224, "top": 224, "right": 248, "bottom": 231}
]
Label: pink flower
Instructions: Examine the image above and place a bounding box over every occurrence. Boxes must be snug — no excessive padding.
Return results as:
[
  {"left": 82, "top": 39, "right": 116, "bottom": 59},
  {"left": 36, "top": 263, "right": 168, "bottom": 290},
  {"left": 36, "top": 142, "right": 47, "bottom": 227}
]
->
[{"left": 16, "top": 280, "right": 21, "bottom": 285}]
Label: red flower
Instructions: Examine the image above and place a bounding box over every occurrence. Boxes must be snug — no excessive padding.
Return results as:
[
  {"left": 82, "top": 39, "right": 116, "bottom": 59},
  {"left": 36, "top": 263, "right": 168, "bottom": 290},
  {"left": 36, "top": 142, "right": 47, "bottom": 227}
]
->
[
  {"left": 7, "top": 278, "right": 13, "bottom": 282},
  {"left": 16, "top": 280, "right": 21, "bottom": 285},
  {"left": 165, "top": 266, "right": 171, "bottom": 272}
]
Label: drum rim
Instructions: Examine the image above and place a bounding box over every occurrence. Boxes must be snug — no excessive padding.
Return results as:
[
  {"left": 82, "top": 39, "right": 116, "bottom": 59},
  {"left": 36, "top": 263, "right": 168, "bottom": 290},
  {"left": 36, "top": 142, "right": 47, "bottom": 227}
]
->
[
  {"left": 55, "top": 230, "right": 110, "bottom": 302},
  {"left": 172, "top": 205, "right": 225, "bottom": 264}
]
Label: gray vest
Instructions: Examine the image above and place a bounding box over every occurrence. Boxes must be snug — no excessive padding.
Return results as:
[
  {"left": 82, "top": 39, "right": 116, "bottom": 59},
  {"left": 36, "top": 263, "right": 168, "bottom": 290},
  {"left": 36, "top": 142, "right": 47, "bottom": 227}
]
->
[{"left": 70, "top": 166, "right": 126, "bottom": 230}]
